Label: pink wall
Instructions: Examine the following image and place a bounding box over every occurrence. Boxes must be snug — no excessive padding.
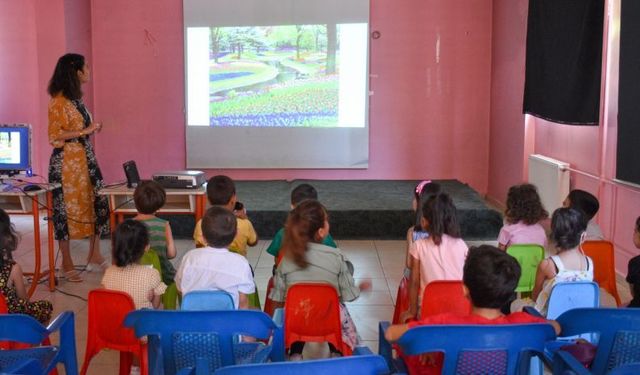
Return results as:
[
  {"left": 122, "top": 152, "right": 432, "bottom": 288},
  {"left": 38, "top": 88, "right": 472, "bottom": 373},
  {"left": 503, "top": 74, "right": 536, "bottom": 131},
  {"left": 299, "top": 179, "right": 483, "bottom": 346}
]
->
[
  {"left": 488, "top": 0, "right": 640, "bottom": 277},
  {"left": 89, "top": 0, "right": 493, "bottom": 193}
]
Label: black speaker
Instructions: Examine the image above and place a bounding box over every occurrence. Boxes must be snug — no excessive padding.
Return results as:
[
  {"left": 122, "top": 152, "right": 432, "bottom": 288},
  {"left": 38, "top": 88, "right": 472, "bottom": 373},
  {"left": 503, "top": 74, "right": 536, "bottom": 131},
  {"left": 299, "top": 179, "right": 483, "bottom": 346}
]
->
[{"left": 123, "top": 160, "right": 140, "bottom": 188}]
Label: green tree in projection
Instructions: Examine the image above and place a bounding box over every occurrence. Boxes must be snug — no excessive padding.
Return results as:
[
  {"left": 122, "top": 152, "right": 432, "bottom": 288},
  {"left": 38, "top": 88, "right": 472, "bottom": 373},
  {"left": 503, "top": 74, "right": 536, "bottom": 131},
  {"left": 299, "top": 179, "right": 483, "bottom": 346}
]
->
[
  {"left": 311, "top": 25, "right": 327, "bottom": 52},
  {"left": 268, "top": 26, "right": 297, "bottom": 50},
  {"left": 326, "top": 23, "right": 337, "bottom": 74},
  {"left": 209, "top": 27, "right": 225, "bottom": 63}
]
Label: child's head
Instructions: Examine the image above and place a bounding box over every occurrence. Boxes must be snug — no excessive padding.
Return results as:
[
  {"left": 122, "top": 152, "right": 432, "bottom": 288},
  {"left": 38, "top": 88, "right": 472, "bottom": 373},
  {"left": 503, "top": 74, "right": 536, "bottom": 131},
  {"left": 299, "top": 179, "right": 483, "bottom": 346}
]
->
[
  {"left": 564, "top": 189, "right": 599, "bottom": 221},
  {"left": 282, "top": 199, "right": 329, "bottom": 268},
  {"left": 422, "top": 192, "right": 460, "bottom": 245},
  {"left": 413, "top": 181, "right": 441, "bottom": 231},
  {"left": 201, "top": 206, "right": 237, "bottom": 248},
  {"left": 133, "top": 180, "right": 166, "bottom": 214},
  {"left": 0, "top": 208, "right": 18, "bottom": 262},
  {"left": 291, "top": 184, "right": 318, "bottom": 207},
  {"left": 463, "top": 245, "right": 521, "bottom": 308},
  {"left": 113, "top": 219, "right": 149, "bottom": 267},
  {"left": 626, "top": 254, "right": 640, "bottom": 299},
  {"left": 206, "top": 175, "right": 236, "bottom": 206},
  {"left": 634, "top": 216, "right": 640, "bottom": 249},
  {"left": 551, "top": 207, "right": 587, "bottom": 251},
  {"left": 505, "top": 183, "right": 548, "bottom": 225}
]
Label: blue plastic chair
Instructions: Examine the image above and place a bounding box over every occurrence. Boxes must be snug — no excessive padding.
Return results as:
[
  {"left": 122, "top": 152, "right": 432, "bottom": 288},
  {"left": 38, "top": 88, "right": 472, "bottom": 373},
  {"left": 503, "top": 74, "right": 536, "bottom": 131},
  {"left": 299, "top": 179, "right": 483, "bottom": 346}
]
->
[
  {"left": 181, "top": 290, "right": 235, "bottom": 311},
  {"left": 552, "top": 308, "right": 640, "bottom": 374},
  {"left": 0, "top": 312, "right": 78, "bottom": 375},
  {"left": 124, "top": 310, "right": 285, "bottom": 375},
  {"left": 212, "top": 353, "right": 390, "bottom": 374},
  {"left": 379, "top": 322, "right": 556, "bottom": 375},
  {"left": 546, "top": 281, "right": 600, "bottom": 319}
]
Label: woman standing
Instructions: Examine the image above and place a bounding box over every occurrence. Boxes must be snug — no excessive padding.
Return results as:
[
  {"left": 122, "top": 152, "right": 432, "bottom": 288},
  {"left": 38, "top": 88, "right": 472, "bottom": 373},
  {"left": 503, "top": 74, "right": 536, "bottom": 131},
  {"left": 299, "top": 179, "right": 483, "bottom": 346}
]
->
[{"left": 47, "top": 53, "right": 110, "bottom": 282}]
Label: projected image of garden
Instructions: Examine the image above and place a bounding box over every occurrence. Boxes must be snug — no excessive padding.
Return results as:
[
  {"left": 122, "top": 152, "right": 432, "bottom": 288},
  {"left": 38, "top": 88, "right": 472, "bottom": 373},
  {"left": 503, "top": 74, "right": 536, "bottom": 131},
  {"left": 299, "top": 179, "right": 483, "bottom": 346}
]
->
[{"left": 208, "top": 25, "right": 341, "bottom": 127}]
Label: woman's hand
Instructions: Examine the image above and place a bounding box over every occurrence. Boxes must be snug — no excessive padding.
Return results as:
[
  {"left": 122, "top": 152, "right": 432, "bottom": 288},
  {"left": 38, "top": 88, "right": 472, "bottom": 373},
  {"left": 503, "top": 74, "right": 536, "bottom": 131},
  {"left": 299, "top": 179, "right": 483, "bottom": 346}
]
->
[{"left": 84, "top": 121, "right": 103, "bottom": 135}]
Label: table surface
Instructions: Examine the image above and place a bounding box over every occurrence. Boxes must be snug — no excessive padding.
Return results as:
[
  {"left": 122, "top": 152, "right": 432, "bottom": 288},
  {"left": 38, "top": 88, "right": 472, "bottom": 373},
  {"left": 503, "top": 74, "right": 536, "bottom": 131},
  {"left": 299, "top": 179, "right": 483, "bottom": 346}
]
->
[{"left": 99, "top": 183, "right": 206, "bottom": 195}]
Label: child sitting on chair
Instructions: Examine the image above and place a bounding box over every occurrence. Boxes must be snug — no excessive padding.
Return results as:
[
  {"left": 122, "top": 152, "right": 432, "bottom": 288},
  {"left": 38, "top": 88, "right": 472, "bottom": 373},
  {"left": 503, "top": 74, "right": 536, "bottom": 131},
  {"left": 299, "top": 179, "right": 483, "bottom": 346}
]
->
[
  {"left": 0, "top": 209, "right": 52, "bottom": 323},
  {"left": 385, "top": 245, "right": 560, "bottom": 373},
  {"left": 498, "top": 184, "right": 548, "bottom": 250},
  {"left": 102, "top": 220, "right": 167, "bottom": 309},
  {"left": 133, "top": 180, "right": 177, "bottom": 287},
  {"left": 194, "top": 175, "right": 258, "bottom": 255},
  {"left": 266, "top": 183, "right": 338, "bottom": 267},
  {"left": 563, "top": 189, "right": 604, "bottom": 240},
  {"left": 176, "top": 206, "right": 255, "bottom": 309}
]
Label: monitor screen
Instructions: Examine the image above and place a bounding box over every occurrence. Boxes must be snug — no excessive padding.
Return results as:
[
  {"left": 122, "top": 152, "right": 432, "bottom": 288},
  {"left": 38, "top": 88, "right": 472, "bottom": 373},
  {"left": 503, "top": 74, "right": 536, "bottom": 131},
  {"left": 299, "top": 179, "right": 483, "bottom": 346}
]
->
[{"left": 0, "top": 124, "right": 31, "bottom": 173}]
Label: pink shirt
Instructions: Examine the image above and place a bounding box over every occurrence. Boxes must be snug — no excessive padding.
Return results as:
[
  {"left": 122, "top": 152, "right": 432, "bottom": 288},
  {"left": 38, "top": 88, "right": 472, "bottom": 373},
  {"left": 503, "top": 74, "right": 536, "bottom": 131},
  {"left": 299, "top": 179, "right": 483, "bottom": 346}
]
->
[
  {"left": 409, "top": 234, "right": 469, "bottom": 301},
  {"left": 497, "top": 221, "right": 547, "bottom": 248}
]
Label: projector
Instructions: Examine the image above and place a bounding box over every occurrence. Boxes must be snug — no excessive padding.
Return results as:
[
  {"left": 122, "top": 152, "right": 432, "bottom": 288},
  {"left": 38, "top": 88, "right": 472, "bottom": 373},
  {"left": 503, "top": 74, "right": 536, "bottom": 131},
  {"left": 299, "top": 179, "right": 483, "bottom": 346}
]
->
[{"left": 152, "top": 170, "right": 206, "bottom": 189}]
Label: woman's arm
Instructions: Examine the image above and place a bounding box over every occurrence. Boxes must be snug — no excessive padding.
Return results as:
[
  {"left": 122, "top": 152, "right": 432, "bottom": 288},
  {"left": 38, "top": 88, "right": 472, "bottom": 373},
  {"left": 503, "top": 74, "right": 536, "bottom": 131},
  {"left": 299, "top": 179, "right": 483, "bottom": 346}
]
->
[
  {"left": 9, "top": 263, "right": 28, "bottom": 301},
  {"left": 165, "top": 222, "right": 177, "bottom": 259}
]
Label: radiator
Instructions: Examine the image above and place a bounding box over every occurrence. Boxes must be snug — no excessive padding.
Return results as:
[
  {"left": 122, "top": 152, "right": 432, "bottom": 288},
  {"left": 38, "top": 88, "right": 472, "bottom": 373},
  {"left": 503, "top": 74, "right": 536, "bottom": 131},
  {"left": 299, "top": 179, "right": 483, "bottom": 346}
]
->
[{"left": 527, "top": 154, "right": 570, "bottom": 214}]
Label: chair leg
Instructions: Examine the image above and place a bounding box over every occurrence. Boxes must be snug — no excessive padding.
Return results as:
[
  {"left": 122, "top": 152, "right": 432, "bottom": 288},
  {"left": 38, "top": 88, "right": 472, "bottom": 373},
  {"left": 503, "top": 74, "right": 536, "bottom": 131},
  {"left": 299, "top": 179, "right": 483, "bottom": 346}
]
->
[
  {"left": 80, "top": 342, "right": 98, "bottom": 375},
  {"left": 119, "top": 351, "right": 133, "bottom": 375},
  {"left": 139, "top": 344, "right": 148, "bottom": 375}
]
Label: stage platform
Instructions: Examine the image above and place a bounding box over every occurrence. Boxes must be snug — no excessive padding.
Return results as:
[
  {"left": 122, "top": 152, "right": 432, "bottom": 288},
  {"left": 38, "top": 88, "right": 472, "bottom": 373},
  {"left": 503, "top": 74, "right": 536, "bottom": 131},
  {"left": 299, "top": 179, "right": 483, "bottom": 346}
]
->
[{"left": 164, "top": 179, "right": 502, "bottom": 240}]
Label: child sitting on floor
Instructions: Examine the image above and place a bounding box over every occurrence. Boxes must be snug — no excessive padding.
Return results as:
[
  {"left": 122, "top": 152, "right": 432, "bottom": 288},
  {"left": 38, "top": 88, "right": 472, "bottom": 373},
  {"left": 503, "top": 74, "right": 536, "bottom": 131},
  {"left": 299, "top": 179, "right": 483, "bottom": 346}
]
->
[
  {"left": 102, "top": 220, "right": 167, "bottom": 309},
  {"left": 563, "top": 189, "right": 604, "bottom": 240},
  {"left": 0, "top": 209, "right": 52, "bottom": 323},
  {"left": 266, "top": 183, "right": 338, "bottom": 267},
  {"left": 176, "top": 206, "right": 255, "bottom": 309},
  {"left": 626, "top": 216, "right": 640, "bottom": 307},
  {"left": 385, "top": 245, "right": 560, "bottom": 373},
  {"left": 498, "top": 183, "right": 548, "bottom": 250},
  {"left": 401, "top": 193, "right": 468, "bottom": 322}
]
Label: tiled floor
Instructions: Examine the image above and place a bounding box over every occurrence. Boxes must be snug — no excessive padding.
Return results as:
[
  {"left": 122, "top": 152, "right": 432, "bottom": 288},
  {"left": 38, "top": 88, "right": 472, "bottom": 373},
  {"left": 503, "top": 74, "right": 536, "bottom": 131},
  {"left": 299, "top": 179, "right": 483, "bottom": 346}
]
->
[{"left": 9, "top": 215, "right": 633, "bottom": 374}]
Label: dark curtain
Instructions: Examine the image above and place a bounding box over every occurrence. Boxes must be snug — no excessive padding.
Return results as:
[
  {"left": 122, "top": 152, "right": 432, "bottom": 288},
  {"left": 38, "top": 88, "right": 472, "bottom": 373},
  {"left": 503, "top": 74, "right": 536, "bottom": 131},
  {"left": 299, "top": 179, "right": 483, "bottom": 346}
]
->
[
  {"left": 616, "top": 0, "right": 640, "bottom": 185},
  {"left": 523, "top": 0, "right": 604, "bottom": 125}
]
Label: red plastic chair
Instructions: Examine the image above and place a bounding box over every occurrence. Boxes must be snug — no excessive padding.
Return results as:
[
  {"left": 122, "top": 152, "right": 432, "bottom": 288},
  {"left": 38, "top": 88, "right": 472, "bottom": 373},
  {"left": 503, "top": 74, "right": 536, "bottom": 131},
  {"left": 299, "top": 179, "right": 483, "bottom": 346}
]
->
[
  {"left": 284, "top": 283, "right": 352, "bottom": 356},
  {"left": 263, "top": 276, "right": 276, "bottom": 317},
  {"left": 392, "top": 276, "right": 410, "bottom": 324},
  {"left": 420, "top": 280, "right": 471, "bottom": 319},
  {"left": 401, "top": 281, "right": 471, "bottom": 375},
  {"left": 80, "top": 289, "right": 148, "bottom": 375},
  {"left": 582, "top": 240, "right": 622, "bottom": 306}
]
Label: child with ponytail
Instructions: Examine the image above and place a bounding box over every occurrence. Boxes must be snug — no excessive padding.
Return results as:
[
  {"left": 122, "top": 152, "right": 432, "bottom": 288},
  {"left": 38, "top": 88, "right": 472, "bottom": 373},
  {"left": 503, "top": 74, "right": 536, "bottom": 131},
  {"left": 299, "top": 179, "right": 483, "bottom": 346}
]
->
[{"left": 270, "top": 200, "right": 370, "bottom": 360}]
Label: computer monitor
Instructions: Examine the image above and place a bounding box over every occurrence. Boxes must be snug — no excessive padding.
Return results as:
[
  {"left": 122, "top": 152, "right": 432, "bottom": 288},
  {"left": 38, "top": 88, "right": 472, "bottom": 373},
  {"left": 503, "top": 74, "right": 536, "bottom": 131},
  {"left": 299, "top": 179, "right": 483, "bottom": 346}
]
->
[{"left": 0, "top": 124, "right": 31, "bottom": 176}]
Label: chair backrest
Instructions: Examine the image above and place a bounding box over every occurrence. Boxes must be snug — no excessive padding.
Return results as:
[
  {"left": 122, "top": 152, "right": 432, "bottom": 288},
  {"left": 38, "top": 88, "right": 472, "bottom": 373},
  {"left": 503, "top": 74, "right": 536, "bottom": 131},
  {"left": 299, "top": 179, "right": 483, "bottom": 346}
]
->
[
  {"left": 556, "top": 308, "right": 640, "bottom": 374},
  {"left": 263, "top": 276, "right": 276, "bottom": 317},
  {"left": 391, "top": 276, "right": 410, "bottom": 324},
  {"left": 213, "top": 354, "right": 389, "bottom": 375},
  {"left": 284, "top": 283, "right": 347, "bottom": 355},
  {"left": 397, "top": 323, "right": 556, "bottom": 375},
  {"left": 124, "top": 310, "right": 284, "bottom": 375},
  {"left": 181, "top": 290, "right": 235, "bottom": 311},
  {"left": 581, "top": 240, "right": 622, "bottom": 306},
  {"left": 421, "top": 280, "right": 471, "bottom": 319},
  {"left": 87, "top": 289, "right": 139, "bottom": 349},
  {"left": 546, "top": 281, "right": 599, "bottom": 320},
  {"left": 506, "top": 244, "right": 545, "bottom": 293}
]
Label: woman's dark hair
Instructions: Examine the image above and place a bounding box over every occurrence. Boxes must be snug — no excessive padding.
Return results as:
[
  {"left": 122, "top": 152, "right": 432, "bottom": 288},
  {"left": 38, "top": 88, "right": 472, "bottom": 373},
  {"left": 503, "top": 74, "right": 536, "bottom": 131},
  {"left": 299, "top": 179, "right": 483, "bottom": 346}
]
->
[
  {"left": 422, "top": 193, "right": 461, "bottom": 245},
  {"left": 201, "top": 206, "right": 237, "bottom": 248},
  {"left": 551, "top": 208, "right": 587, "bottom": 251},
  {"left": 463, "top": 245, "right": 521, "bottom": 308},
  {"left": 505, "top": 184, "right": 548, "bottom": 225},
  {"left": 47, "top": 53, "right": 85, "bottom": 100},
  {"left": 567, "top": 189, "right": 599, "bottom": 221},
  {"left": 414, "top": 182, "right": 441, "bottom": 231},
  {"left": 134, "top": 180, "right": 166, "bottom": 214},
  {"left": 0, "top": 208, "right": 19, "bottom": 265},
  {"left": 112, "top": 220, "right": 149, "bottom": 267},
  {"left": 282, "top": 199, "right": 327, "bottom": 268}
]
